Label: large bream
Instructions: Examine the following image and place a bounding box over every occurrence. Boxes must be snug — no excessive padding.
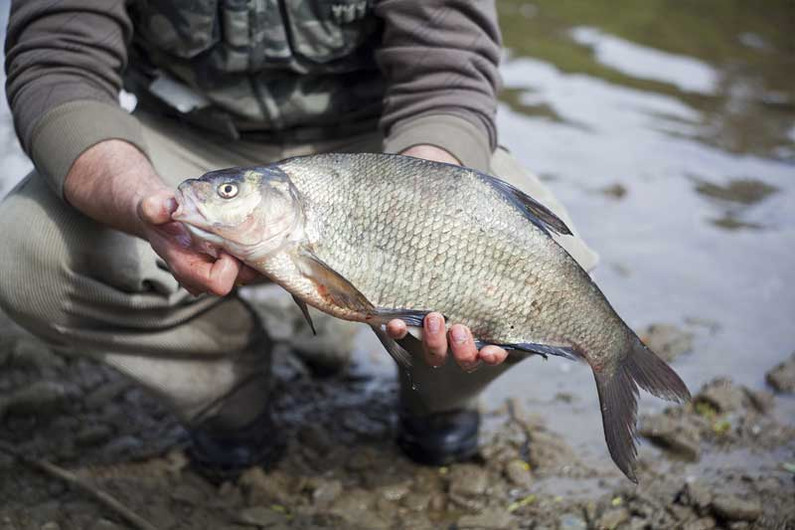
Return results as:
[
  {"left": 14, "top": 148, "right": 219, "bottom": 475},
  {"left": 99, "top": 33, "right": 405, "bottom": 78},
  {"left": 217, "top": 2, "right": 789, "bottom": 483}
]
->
[{"left": 173, "top": 153, "right": 691, "bottom": 481}]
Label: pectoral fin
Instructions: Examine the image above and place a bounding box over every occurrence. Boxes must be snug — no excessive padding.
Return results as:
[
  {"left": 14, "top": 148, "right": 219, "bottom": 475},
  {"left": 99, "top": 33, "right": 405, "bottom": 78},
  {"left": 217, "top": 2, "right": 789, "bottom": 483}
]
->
[{"left": 292, "top": 245, "right": 374, "bottom": 314}]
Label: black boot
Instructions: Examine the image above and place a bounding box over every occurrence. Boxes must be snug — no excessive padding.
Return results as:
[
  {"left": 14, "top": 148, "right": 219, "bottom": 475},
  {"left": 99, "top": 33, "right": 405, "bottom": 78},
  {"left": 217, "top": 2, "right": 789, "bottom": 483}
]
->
[
  {"left": 187, "top": 408, "right": 283, "bottom": 482},
  {"left": 397, "top": 408, "right": 480, "bottom": 466}
]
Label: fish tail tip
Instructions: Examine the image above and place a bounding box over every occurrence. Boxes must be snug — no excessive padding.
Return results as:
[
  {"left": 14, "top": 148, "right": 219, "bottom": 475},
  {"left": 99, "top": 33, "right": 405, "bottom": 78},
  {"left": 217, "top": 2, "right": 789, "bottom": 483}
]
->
[
  {"left": 628, "top": 336, "right": 691, "bottom": 404},
  {"left": 594, "top": 365, "right": 641, "bottom": 483}
]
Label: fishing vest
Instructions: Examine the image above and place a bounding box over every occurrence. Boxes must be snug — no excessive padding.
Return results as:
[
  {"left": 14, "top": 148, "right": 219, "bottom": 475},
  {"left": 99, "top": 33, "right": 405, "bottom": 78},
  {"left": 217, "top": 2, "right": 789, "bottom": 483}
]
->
[{"left": 125, "top": 0, "right": 385, "bottom": 141}]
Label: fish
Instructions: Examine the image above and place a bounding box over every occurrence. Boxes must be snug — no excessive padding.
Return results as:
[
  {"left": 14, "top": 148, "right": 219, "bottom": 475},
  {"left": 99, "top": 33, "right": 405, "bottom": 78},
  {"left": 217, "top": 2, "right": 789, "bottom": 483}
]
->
[{"left": 172, "top": 152, "right": 690, "bottom": 482}]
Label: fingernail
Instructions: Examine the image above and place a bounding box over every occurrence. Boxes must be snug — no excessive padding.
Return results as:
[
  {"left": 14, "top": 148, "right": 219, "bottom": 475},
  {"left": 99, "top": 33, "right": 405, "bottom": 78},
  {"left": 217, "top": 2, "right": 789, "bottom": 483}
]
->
[
  {"left": 427, "top": 314, "right": 441, "bottom": 333},
  {"left": 451, "top": 326, "right": 468, "bottom": 344}
]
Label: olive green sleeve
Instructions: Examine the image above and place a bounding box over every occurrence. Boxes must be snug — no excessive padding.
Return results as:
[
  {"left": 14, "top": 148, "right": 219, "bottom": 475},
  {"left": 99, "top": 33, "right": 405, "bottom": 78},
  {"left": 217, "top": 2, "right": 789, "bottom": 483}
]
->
[
  {"left": 5, "top": 0, "right": 148, "bottom": 198},
  {"left": 374, "top": 0, "right": 502, "bottom": 172}
]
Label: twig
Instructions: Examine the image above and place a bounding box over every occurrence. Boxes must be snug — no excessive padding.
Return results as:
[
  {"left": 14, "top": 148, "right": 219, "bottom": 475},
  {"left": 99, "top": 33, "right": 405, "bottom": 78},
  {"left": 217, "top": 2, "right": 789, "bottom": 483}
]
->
[{"left": 0, "top": 440, "right": 160, "bottom": 530}]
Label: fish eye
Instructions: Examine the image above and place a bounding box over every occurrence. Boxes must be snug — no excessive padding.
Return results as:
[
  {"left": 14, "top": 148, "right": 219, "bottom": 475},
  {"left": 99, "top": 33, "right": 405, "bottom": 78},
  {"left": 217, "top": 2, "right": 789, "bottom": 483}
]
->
[{"left": 217, "top": 182, "right": 238, "bottom": 199}]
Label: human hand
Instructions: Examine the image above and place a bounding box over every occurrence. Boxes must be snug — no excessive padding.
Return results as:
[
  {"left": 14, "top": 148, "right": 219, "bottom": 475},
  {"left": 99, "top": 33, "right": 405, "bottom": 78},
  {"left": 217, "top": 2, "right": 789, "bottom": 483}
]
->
[
  {"left": 388, "top": 145, "right": 509, "bottom": 369},
  {"left": 137, "top": 189, "right": 263, "bottom": 296},
  {"left": 385, "top": 313, "right": 509, "bottom": 370}
]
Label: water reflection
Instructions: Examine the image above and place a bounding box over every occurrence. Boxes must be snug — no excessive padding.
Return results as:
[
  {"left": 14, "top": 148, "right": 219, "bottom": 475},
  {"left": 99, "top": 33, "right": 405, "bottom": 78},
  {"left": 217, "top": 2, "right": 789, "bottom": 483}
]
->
[
  {"left": 498, "top": 0, "right": 795, "bottom": 160},
  {"left": 487, "top": 0, "right": 795, "bottom": 459}
]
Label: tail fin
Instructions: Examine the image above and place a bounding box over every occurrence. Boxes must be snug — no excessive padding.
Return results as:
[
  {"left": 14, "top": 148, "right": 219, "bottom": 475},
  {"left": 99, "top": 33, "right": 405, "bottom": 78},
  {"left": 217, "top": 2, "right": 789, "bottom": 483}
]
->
[{"left": 593, "top": 337, "right": 690, "bottom": 482}]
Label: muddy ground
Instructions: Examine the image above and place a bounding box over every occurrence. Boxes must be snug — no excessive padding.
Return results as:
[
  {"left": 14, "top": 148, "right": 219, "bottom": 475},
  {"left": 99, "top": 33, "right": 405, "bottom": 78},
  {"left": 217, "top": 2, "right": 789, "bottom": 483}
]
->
[{"left": 1, "top": 295, "right": 793, "bottom": 530}]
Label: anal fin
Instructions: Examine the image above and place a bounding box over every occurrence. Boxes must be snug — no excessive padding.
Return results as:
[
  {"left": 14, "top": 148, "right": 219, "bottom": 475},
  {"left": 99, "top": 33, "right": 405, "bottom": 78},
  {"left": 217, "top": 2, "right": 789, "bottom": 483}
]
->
[
  {"left": 371, "top": 325, "right": 413, "bottom": 370},
  {"left": 291, "top": 294, "right": 316, "bottom": 335}
]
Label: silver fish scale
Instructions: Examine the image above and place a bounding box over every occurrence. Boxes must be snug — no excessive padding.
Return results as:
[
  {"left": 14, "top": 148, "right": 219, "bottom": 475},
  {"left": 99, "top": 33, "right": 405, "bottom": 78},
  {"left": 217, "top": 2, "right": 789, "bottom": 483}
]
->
[{"left": 280, "top": 153, "right": 626, "bottom": 365}]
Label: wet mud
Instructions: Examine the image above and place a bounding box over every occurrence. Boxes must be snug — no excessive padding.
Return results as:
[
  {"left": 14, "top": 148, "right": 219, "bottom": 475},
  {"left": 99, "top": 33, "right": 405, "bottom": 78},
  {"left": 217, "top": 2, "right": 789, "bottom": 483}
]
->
[{"left": 1, "top": 307, "right": 794, "bottom": 530}]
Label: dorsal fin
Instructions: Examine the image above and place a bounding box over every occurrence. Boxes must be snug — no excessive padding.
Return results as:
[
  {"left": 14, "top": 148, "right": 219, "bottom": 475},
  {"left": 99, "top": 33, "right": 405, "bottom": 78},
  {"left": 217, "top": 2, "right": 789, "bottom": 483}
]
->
[{"left": 479, "top": 173, "right": 572, "bottom": 236}]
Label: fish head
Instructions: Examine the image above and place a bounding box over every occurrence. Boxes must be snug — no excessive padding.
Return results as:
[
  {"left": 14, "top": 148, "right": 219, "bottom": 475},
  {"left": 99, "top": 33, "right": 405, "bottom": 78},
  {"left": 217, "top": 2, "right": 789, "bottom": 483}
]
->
[{"left": 173, "top": 166, "right": 303, "bottom": 258}]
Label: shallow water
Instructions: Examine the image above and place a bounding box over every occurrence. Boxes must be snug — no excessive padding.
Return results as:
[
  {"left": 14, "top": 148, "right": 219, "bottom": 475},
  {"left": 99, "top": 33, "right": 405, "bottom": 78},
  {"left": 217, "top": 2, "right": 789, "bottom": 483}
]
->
[{"left": 0, "top": 0, "right": 793, "bottom": 479}]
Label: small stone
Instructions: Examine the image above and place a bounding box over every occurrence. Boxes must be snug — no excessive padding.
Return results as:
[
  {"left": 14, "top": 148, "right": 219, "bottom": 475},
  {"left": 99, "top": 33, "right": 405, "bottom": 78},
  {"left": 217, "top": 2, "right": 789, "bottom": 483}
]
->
[
  {"left": 558, "top": 512, "right": 588, "bottom": 530},
  {"left": 171, "top": 484, "right": 206, "bottom": 505},
  {"left": 398, "top": 513, "right": 435, "bottom": 529},
  {"left": 639, "top": 324, "right": 693, "bottom": 362},
  {"left": 744, "top": 389, "right": 774, "bottom": 414},
  {"left": 40, "top": 523, "right": 60, "bottom": 530},
  {"left": 639, "top": 415, "right": 700, "bottom": 460},
  {"left": 236, "top": 506, "right": 288, "bottom": 527},
  {"left": 766, "top": 353, "right": 795, "bottom": 393},
  {"left": 311, "top": 479, "right": 342, "bottom": 507},
  {"left": 448, "top": 464, "right": 489, "bottom": 510},
  {"left": 597, "top": 508, "right": 630, "bottom": 529},
  {"left": 682, "top": 517, "right": 716, "bottom": 530},
  {"left": 695, "top": 379, "right": 745, "bottom": 413},
  {"left": 378, "top": 481, "right": 411, "bottom": 502},
  {"left": 401, "top": 492, "right": 430, "bottom": 512},
  {"left": 83, "top": 380, "right": 130, "bottom": 410},
  {"left": 239, "top": 468, "right": 297, "bottom": 506},
  {"left": 3, "top": 381, "right": 73, "bottom": 417},
  {"left": 682, "top": 481, "right": 712, "bottom": 513},
  {"left": 74, "top": 424, "right": 114, "bottom": 447},
  {"left": 504, "top": 459, "right": 532, "bottom": 488},
  {"left": 329, "top": 489, "right": 388, "bottom": 528},
  {"left": 428, "top": 492, "right": 447, "bottom": 512},
  {"left": 458, "top": 508, "right": 513, "bottom": 529},
  {"left": 90, "top": 519, "right": 122, "bottom": 530},
  {"left": 710, "top": 495, "right": 761, "bottom": 522}
]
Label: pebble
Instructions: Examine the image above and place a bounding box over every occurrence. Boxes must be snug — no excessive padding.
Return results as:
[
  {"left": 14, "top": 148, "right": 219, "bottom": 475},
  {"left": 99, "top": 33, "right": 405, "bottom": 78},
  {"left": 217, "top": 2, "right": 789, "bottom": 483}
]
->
[
  {"left": 695, "top": 379, "right": 746, "bottom": 412},
  {"left": 558, "top": 513, "right": 588, "bottom": 530},
  {"left": 448, "top": 464, "right": 489, "bottom": 510},
  {"left": 458, "top": 508, "right": 513, "bottom": 529},
  {"left": 236, "top": 506, "right": 288, "bottom": 527},
  {"left": 639, "top": 415, "right": 701, "bottom": 460},
  {"left": 239, "top": 468, "right": 296, "bottom": 506},
  {"left": 378, "top": 481, "right": 411, "bottom": 502},
  {"left": 2, "top": 381, "right": 73, "bottom": 417},
  {"left": 765, "top": 353, "right": 795, "bottom": 393},
  {"left": 401, "top": 492, "right": 430, "bottom": 512},
  {"left": 310, "top": 479, "right": 343, "bottom": 507},
  {"left": 710, "top": 495, "right": 761, "bottom": 522},
  {"left": 74, "top": 424, "right": 114, "bottom": 447},
  {"left": 682, "top": 517, "right": 716, "bottom": 530},
  {"left": 170, "top": 484, "right": 206, "bottom": 505},
  {"left": 682, "top": 481, "right": 712, "bottom": 513},
  {"left": 504, "top": 459, "right": 532, "bottom": 488},
  {"left": 640, "top": 324, "right": 693, "bottom": 362},
  {"left": 597, "top": 507, "right": 630, "bottom": 529},
  {"left": 40, "top": 523, "right": 60, "bottom": 530},
  {"left": 90, "top": 519, "right": 123, "bottom": 530}
]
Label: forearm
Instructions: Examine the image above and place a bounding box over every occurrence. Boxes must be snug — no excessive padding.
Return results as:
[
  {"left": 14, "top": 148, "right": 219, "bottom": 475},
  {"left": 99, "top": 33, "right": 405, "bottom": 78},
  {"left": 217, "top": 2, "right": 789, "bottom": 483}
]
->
[
  {"left": 63, "top": 140, "right": 167, "bottom": 238},
  {"left": 5, "top": 0, "right": 142, "bottom": 197},
  {"left": 374, "top": 0, "right": 501, "bottom": 171}
]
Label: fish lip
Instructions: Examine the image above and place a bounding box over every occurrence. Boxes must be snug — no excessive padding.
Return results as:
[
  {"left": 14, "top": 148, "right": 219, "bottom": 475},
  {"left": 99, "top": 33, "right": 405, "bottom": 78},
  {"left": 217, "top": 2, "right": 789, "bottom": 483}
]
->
[{"left": 171, "top": 186, "right": 192, "bottom": 222}]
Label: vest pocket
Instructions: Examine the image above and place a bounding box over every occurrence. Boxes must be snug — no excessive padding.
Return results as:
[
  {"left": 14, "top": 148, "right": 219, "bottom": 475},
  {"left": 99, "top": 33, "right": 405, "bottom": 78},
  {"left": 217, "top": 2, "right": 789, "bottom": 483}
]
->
[
  {"left": 284, "top": 0, "right": 375, "bottom": 64},
  {"left": 138, "top": 0, "right": 220, "bottom": 59}
]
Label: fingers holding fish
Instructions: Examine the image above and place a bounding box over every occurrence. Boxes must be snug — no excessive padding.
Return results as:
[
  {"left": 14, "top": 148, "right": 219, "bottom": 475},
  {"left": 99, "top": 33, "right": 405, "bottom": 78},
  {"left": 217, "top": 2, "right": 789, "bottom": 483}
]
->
[
  {"left": 423, "top": 312, "right": 448, "bottom": 365},
  {"left": 479, "top": 344, "right": 508, "bottom": 366},
  {"left": 449, "top": 324, "right": 481, "bottom": 371}
]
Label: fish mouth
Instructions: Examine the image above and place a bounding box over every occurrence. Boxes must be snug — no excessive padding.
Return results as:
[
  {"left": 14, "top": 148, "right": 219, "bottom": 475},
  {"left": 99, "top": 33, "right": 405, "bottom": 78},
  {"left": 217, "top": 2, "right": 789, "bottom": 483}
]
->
[{"left": 172, "top": 184, "right": 206, "bottom": 226}]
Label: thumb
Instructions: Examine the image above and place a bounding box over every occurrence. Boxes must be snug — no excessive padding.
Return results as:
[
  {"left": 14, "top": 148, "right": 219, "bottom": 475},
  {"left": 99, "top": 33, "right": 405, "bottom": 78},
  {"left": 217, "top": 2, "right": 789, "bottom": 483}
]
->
[{"left": 138, "top": 190, "right": 177, "bottom": 226}]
